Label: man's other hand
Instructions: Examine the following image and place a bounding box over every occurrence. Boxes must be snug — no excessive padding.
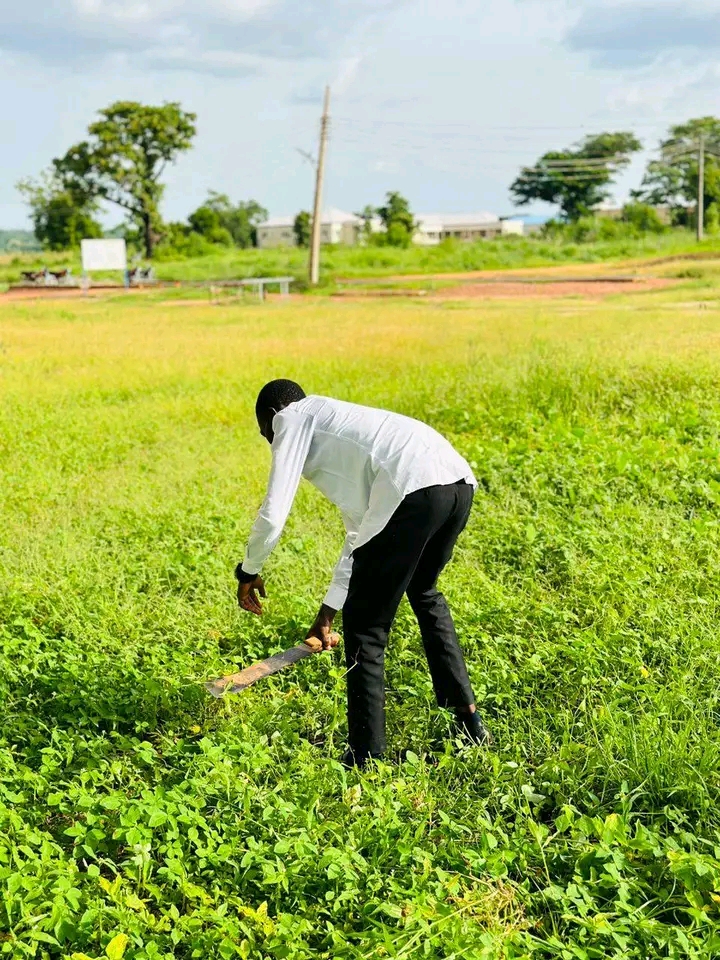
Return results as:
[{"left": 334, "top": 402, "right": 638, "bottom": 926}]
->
[{"left": 237, "top": 576, "right": 266, "bottom": 615}]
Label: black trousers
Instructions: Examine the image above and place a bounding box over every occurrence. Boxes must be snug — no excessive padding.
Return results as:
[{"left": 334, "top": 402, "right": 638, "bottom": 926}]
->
[{"left": 342, "top": 480, "right": 476, "bottom": 756}]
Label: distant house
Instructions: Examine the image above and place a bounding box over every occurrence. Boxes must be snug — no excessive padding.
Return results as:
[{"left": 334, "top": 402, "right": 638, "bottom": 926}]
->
[
  {"left": 414, "top": 213, "right": 524, "bottom": 244},
  {"left": 256, "top": 208, "right": 362, "bottom": 248},
  {"left": 257, "top": 208, "right": 525, "bottom": 247}
]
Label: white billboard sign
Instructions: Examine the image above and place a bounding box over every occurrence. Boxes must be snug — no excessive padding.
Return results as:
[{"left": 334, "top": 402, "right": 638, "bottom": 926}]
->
[{"left": 81, "top": 239, "right": 127, "bottom": 272}]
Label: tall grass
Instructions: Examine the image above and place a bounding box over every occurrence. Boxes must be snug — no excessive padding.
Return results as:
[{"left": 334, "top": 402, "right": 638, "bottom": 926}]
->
[
  {"left": 1, "top": 229, "right": 718, "bottom": 289},
  {"left": 1, "top": 288, "right": 720, "bottom": 957}
]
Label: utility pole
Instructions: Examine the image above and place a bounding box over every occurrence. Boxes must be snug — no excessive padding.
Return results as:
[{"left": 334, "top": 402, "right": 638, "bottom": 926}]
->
[
  {"left": 697, "top": 131, "right": 705, "bottom": 243},
  {"left": 308, "top": 86, "right": 330, "bottom": 286}
]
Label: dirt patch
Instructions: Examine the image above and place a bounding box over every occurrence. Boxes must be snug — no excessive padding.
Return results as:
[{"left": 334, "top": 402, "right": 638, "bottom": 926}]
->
[
  {"left": 640, "top": 252, "right": 720, "bottom": 267},
  {"left": 337, "top": 267, "right": 638, "bottom": 286},
  {"left": 435, "top": 277, "right": 675, "bottom": 300},
  {"left": 1, "top": 285, "right": 153, "bottom": 301},
  {"left": 331, "top": 277, "right": 675, "bottom": 302}
]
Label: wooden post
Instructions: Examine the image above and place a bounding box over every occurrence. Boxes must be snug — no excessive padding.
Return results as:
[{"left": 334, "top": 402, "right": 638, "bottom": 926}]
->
[
  {"left": 697, "top": 132, "right": 705, "bottom": 242},
  {"left": 309, "top": 86, "right": 330, "bottom": 286}
]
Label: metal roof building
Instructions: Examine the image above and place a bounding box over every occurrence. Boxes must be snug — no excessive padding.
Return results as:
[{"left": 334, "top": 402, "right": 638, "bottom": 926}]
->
[{"left": 256, "top": 208, "right": 362, "bottom": 248}]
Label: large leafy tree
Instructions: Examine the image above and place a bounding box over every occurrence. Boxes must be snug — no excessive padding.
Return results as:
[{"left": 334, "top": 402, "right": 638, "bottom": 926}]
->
[
  {"left": 17, "top": 174, "right": 102, "bottom": 251},
  {"left": 377, "top": 191, "right": 416, "bottom": 247},
  {"left": 54, "top": 101, "right": 196, "bottom": 257},
  {"left": 634, "top": 117, "right": 720, "bottom": 227},
  {"left": 189, "top": 192, "right": 267, "bottom": 248},
  {"left": 188, "top": 201, "right": 233, "bottom": 247},
  {"left": 510, "top": 132, "right": 642, "bottom": 221}
]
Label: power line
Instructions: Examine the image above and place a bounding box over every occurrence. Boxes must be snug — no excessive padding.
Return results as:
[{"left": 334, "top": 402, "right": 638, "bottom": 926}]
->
[
  {"left": 330, "top": 136, "right": 644, "bottom": 162},
  {"left": 323, "top": 114, "right": 719, "bottom": 243},
  {"left": 333, "top": 116, "right": 679, "bottom": 133}
]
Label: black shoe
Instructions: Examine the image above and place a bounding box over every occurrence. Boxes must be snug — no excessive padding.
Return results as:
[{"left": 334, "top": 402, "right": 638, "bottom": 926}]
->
[
  {"left": 454, "top": 710, "right": 493, "bottom": 746},
  {"left": 340, "top": 747, "right": 384, "bottom": 770}
]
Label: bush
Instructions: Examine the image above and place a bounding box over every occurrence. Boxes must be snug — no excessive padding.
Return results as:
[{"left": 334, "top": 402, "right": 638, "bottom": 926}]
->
[
  {"left": 154, "top": 227, "right": 228, "bottom": 261},
  {"left": 187, "top": 206, "right": 234, "bottom": 246},
  {"left": 621, "top": 202, "right": 666, "bottom": 233},
  {"left": 705, "top": 204, "right": 720, "bottom": 234},
  {"left": 293, "top": 211, "right": 311, "bottom": 248},
  {"left": 542, "top": 213, "right": 665, "bottom": 244},
  {"left": 17, "top": 177, "right": 103, "bottom": 252}
]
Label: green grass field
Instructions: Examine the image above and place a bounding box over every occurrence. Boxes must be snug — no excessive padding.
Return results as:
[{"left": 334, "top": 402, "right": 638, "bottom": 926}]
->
[
  {"left": 2, "top": 277, "right": 720, "bottom": 958},
  {"left": 0, "top": 229, "right": 717, "bottom": 289}
]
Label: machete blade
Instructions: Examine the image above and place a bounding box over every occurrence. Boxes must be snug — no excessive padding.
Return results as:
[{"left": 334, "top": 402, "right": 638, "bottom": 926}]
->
[{"left": 205, "top": 643, "right": 316, "bottom": 697}]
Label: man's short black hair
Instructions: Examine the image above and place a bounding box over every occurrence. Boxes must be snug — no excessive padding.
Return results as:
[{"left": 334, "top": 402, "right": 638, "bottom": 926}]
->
[{"left": 255, "top": 379, "right": 306, "bottom": 419}]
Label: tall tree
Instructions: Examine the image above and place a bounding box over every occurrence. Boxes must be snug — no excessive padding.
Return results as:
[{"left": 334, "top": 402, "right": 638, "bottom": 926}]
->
[
  {"left": 17, "top": 174, "right": 102, "bottom": 250},
  {"left": 634, "top": 117, "right": 720, "bottom": 228},
  {"left": 293, "top": 211, "right": 311, "bottom": 247},
  {"left": 54, "top": 101, "right": 196, "bottom": 257},
  {"left": 510, "top": 132, "right": 642, "bottom": 221},
  {"left": 187, "top": 204, "right": 233, "bottom": 246},
  {"left": 197, "top": 192, "right": 268, "bottom": 248},
  {"left": 377, "top": 191, "right": 416, "bottom": 247}
]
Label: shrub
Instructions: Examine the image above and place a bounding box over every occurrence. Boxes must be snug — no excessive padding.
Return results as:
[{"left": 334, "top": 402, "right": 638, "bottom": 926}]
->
[{"left": 621, "top": 202, "right": 666, "bottom": 233}]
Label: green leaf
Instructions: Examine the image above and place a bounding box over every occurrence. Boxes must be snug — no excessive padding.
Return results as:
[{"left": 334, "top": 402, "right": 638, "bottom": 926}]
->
[
  {"left": 521, "top": 784, "right": 546, "bottom": 804},
  {"left": 105, "top": 934, "right": 129, "bottom": 960}
]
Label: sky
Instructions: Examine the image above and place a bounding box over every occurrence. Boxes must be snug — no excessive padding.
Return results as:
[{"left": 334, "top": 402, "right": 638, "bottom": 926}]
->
[{"left": 1, "top": 0, "right": 719, "bottom": 228}]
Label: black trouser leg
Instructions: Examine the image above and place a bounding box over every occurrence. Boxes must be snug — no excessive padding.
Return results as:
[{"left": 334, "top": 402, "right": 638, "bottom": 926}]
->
[
  {"left": 343, "top": 619, "right": 393, "bottom": 758},
  {"left": 407, "top": 590, "right": 475, "bottom": 708},
  {"left": 343, "top": 506, "right": 427, "bottom": 757},
  {"left": 406, "top": 484, "right": 475, "bottom": 709},
  {"left": 342, "top": 481, "right": 475, "bottom": 757}
]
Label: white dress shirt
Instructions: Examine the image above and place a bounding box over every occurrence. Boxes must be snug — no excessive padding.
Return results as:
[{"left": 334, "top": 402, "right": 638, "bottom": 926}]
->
[{"left": 242, "top": 396, "right": 476, "bottom": 610}]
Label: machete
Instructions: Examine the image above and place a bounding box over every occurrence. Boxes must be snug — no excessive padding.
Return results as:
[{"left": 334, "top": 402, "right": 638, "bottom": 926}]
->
[{"left": 205, "top": 634, "right": 339, "bottom": 697}]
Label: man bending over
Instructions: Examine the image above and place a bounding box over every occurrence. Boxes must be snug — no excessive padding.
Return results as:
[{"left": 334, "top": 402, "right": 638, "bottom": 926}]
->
[{"left": 236, "top": 379, "right": 491, "bottom": 767}]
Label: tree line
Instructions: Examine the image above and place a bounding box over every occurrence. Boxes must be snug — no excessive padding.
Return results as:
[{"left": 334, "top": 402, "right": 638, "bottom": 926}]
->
[
  {"left": 511, "top": 118, "right": 720, "bottom": 229},
  {"left": 16, "top": 101, "right": 720, "bottom": 258}
]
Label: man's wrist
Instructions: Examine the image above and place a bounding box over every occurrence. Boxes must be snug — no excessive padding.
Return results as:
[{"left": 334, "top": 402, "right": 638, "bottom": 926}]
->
[
  {"left": 235, "top": 563, "right": 259, "bottom": 584},
  {"left": 315, "top": 603, "right": 337, "bottom": 627}
]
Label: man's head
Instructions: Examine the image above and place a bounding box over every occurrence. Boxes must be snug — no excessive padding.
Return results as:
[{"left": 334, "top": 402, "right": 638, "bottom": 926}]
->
[{"left": 255, "top": 379, "right": 306, "bottom": 443}]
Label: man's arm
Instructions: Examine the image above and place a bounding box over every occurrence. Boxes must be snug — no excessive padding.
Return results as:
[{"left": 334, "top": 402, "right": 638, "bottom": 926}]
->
[
  {"left": 237, "top": 411, "right": 314, "bottom": 615},
  {"left": 305, "top": 520, "right": 358, "bottom": 649}
]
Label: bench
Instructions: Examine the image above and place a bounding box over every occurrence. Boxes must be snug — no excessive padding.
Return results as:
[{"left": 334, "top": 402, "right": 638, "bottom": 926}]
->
[{"left": 239, "top": 276, "right": 294, "bottom": 300}]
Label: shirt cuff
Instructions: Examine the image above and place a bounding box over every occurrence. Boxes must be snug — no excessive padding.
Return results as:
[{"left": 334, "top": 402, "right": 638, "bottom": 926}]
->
[
  {"left": 235, "top": 563, "right": 259, "bottom": 583},
  {"left": 323, "top": 582, "right": 348, "bottom": 611}
]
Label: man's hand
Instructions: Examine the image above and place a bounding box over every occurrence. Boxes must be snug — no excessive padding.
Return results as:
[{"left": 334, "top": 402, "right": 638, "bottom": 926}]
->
[
  {"left": 237, "top": 576, "right": 266, "bottom": 615},
  {"left": 304, "top": 603, "right": 340, "bottom": 652}
]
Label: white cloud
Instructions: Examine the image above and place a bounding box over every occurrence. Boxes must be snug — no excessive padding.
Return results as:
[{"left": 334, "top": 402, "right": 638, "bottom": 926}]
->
[
  {"left": 0, "top": 0, "right": 406, "bottom": 76},
  {"left": 565, "top": 0, "right": 720, "bottom": 66}
]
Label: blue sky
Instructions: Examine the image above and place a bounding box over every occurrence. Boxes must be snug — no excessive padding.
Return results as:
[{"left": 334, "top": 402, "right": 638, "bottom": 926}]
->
[{"left": 1, "top": 0, "right": 719, "bottom": 228}]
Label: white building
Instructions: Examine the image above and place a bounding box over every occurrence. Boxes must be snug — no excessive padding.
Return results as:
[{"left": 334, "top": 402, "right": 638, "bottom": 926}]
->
[
  {"left": 256, "top": 208, "right": 524, "bottom": 248},
  {"left": 414, "top": 213, "right": 524, "bottom": 244},
  {"left": 256, "top": 208, "right": 363, "bottom": 248}
]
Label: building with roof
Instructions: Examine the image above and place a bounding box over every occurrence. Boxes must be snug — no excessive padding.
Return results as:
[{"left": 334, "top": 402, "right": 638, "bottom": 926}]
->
[
  {"left": 414, "top": 213, "right": 523, "bottom": 244},
  {"left": 256, "top": 208, "right": 362, "bottom": 248},
  {"left": 256, "top": 208, "right": 524, "bottom": 248}
]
